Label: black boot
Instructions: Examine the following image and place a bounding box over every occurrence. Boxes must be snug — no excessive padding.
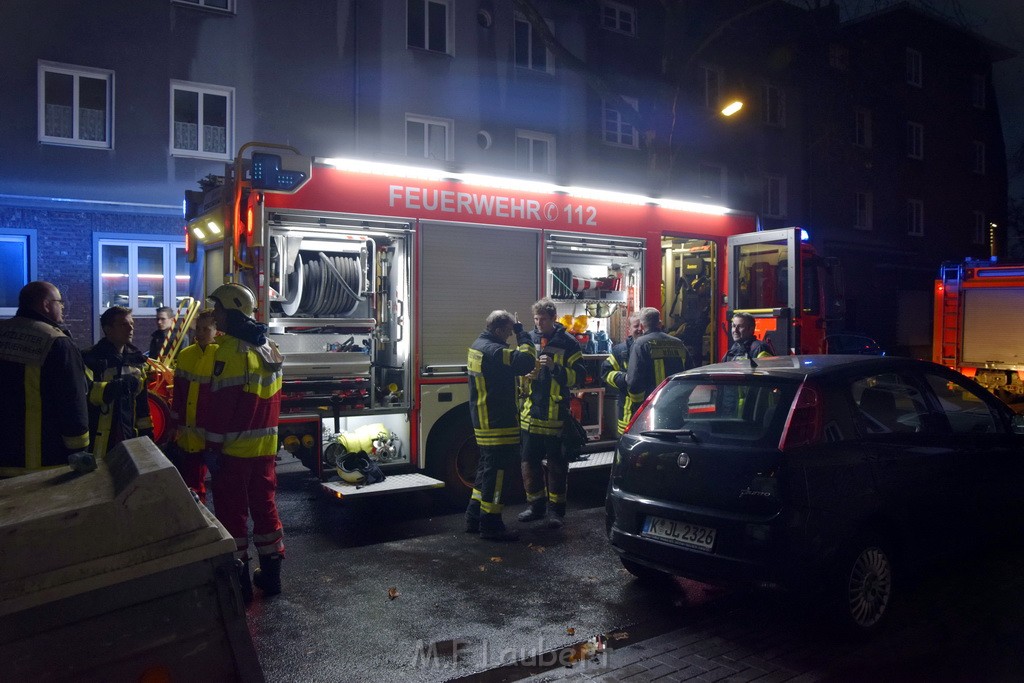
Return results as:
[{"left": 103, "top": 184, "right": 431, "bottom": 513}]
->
[
  {"left": 546, "top": 501, "right": 566, "bottom": 529},
  {"left": 253, "top": 553, "right": 283, "bottom": 596},
  {"left": 479, "top": 513, "right": 519, "bottom": 541},
  {"left": 517, "top": 497, "right": 547, "bottom": 523},
  {"left": 236, "top": 559, "right": 253, "bottom": 605},
  {"left": 465, "top": 499, "right": 481, "bottom": 533}
]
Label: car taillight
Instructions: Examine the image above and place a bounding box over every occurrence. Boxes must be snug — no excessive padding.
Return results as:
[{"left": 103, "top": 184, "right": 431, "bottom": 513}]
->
[
  {"left": 778, "top": 382, "right": 822, "bottom": 451},
  {"left": 623, "top": 376, "right": 672, "bottom": 433}
]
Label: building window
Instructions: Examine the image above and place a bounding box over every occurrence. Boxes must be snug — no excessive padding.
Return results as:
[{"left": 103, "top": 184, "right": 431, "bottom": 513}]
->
[
  {"left": 514, "top": 13, "right": 552, "bottom": 73},
  {"left": 854, "top": 108, "right": 872, "bottom": 148},
  {"left": 907, "top": 199, "right": 924, "bottom": 236},
  {"left": 855, "top": 192, "right": 873, "bottom": 230},
  {"left": 516, "top": 130, "right": 555, "bottom": 175},
  {"left": 601, "top": 97, "right": 639, "bottom": 149},
  {"left": 600, "top": 1, "right": 636, "bottom": 36},
  {"left": 170, "top": 81, "right": 233, "bottom": 160},
  {"left": 406, "top": 114, "right": 452, "bottom": 160},
  {"left": 762, "top": 83, "right": 785, "bottom": 127},
  {"left": 828, "top": 43, "right": 849, "bottom": 70},
  {"left": 907, "top": 121, "right": 923, "bottom": 159},
  {"left": 408, "top": 0, "right": 449, "bottom": 53},
  {"left": 972, "top": 74, "right": 987, "bottom": 109},
  {"left": 762, "top": 175, "right": 786, "bottom": 218},
  {"left": 171, "top": 0, "right": 235, "bottom": 12},
  {"left": 96, "top": 239, "right": 189, "bottom": 326},
  {"left": 973, "top": 211, "right": 986, "bottom": 245},
  {"left": 38, "top": 61, "right": 113, "bottom": 149},
  {"left": 906, "top": 48, "right": 922, "bottom": 87},
  {"left": 972, "top": 141, "right": 986, "bottom": 174},
  {"left": 698, "top": 163, "right": 725, "bottom": 201},
  {"left": 0, "top": 231, "right": 36, "bottom": 317},
  {"left": 701, "top": 65, "right": 721, "bottom": 110}
]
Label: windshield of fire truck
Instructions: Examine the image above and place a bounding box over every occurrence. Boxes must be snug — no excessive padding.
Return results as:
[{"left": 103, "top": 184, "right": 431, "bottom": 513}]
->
[{"left": 734, "top": 242, "right": 791, "bottom": 310}]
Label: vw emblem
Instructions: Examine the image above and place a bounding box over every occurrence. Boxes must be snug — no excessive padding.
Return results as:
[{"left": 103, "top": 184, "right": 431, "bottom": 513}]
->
[{"left": 676, "top": 453, "right": 691, "bottom": 469}]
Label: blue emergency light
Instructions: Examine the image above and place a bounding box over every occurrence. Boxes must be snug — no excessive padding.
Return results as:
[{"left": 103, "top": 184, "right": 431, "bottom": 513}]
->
[{"left": 250, "top": 152, "right": 309, "bottom": 192}]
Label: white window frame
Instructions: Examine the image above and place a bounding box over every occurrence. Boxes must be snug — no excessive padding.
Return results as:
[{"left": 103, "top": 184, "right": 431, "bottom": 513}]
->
[
  {"left": 515, "top": 130, "right": 555, "bottom": 175},
  {"left": 171, "top": 0, "right": 236, "bottom": 13},
  {"left": 972, "top": 141, "right": 986, "bottom": 175},
  {"left": 0, "top": 230, "right": 37, "bottom": 317},
  {"left": 973, "top": 210, "right": 986, "bottom": 245},
  {"left": 762, "top": 175, "right": 786, "bottom": 218},
  {"left": 854, "top": 108, "right": 872, "bottom": 148},
  {"left": 405, "top": 114, "right": 453, "bottom": 161},
  {"left": 601, "top": 97, "right": 639, "bottom": 149},
  {"left": 37, "top": 61, "right": 114, "bottom": 149},
  {"left": 701, "top": 65, "right": 721, "bottom": 110},
  {"left": 513, "top": 12, "right": 553, "bottom": 73},
  {"left": 698, "top": 163, "right": 726, "bottom": 201},
  {"left": 855, "top": 192, "right": 873, "bottom": 230},
  {"left": 907, "top": 199, "right": 924, "bottom": 236},
  {"left": 906, "top": 48, "right": 922, "bottom": 87},
  {"left": 94, "top": 236, "right": 189, "bottom": 341},
  {"left": 169, "top": 80, "right": 234, "bottom": 161},
  {"left": 907, "top": 121, "right": 924, "bottom": 159},
  {"left": 407, "top": 0, "right": 450, "bottom": 54},
  {"left": 762, "top": 83, "right": 785, "bottom": 127},
  {"left": 600, "top": 1, "right": 636, "bottom": 36}
]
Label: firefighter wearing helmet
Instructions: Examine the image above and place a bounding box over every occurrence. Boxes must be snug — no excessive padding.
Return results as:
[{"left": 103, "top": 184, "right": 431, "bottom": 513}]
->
[{"left": 205, "top": 282, "right": 286, "bottom": 603}]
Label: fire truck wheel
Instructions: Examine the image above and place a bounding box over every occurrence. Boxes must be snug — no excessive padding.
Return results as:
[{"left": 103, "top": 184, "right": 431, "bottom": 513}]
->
[
  {"left": 147, "top": 391, "right": 171, "bottom": 445},
  {"left": 429, "top": 421, "right": 478, "bottom": 508}
]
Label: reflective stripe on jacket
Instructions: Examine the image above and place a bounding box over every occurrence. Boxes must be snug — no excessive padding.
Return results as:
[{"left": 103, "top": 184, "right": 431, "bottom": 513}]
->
[
  {"left": 171, "top": 342, "right": 219, "bottom": 453},
  {"left": 626, "top": 331, "right": 690, "bottom": 404},
  {"left": 83, "top": 339, "right": 152, "bottom": 458},
  {"left": 468, "top": 329, "right": 535, "bottom": 446},
  {"left": 520, "top": 323, "right": 585, "bottom": 436},
  {"left": 206, "top": 335, "right": 283, "bottom": 458}
]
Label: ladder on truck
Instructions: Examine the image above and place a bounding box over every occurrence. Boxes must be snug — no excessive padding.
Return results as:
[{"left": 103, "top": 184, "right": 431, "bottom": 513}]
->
[{"left": 935, "top": 263, "right": 961, "bottom": 367}]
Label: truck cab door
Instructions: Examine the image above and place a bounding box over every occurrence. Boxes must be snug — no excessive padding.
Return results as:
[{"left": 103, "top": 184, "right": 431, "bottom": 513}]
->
[{"left": 726, "top": 228, "right": 801, "bottom": 355}]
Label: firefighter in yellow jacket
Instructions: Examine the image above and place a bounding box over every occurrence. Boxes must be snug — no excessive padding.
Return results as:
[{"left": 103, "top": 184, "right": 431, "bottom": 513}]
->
[
  {"left": 169, "top": 308, "right": 218, "bottom": 504},
  {"left": 0, "top": 281, "right": 90, "bottom": 476},
  {"left": 83, "top": 306, "right": 153, "bottom": 457}
]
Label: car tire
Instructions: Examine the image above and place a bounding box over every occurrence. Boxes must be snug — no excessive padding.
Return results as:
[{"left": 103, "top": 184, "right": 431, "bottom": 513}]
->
[
  {"left": 832, "top": 535, "right": 895, "bottom": 634},
  {"left": 620, "top": 557, "right": 673, "bottom": 585}
]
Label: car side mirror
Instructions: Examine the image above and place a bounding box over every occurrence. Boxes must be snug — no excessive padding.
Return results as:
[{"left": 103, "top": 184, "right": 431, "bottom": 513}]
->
[{"left": 1012, "top": 414, "right": 1024, "bottom": 435}]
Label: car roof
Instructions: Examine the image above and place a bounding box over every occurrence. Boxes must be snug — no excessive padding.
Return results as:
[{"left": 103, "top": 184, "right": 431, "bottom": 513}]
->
[{"left": 678, "top": 355, "right": 935, "bottom": 381}]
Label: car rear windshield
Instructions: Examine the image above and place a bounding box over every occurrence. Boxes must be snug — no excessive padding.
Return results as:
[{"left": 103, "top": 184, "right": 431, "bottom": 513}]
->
[{"left": 629, "top": 376, "right": 799, "bottom": 444}]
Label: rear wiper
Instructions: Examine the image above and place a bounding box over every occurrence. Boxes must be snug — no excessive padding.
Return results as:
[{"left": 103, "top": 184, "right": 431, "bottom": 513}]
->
[{"left": 639, "top": 428, "right": 698, "bottom": 442}]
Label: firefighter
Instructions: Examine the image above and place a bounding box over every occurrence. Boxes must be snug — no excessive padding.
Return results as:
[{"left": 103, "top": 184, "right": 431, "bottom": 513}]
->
[
  {"left": 169, "top": 308, "right": 218, "bottom": 504},
  {"left": 0, "top": 281, "right": 90, "bottom": 476},
  {"left": 518, "top": 298, "right": 586, "bottom": 529},
  {"left": 600, "top": 313, "right": 642, "bottom": 436},
  {"left": 83, "top": 306, "right": 153, "bottom": 458},
  {"left": 205, "top": 283, "right": 285, "bottom": 603},
  {"left": 625, "top": 307, "right": 691, "bottom": 407},
  {"left": 722, "top": 312, "right": 774, "bottom": 362},
  {"left": 465, "top": 310, "right": 536, "bottom": 541}
]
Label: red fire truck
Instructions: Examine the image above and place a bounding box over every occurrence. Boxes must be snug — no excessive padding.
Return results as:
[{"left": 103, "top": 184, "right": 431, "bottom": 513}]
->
[
  {"left": 934, "top": 258, "right": 1024, "bottom": 407},
  {"left": 184, "top": 143, "right": 839, "bottom": 501}
]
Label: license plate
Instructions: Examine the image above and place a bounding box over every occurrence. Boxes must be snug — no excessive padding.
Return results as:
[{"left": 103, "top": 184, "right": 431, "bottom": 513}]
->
[{"left": 642, "top": 515, "right": 716, "bottom": 552}]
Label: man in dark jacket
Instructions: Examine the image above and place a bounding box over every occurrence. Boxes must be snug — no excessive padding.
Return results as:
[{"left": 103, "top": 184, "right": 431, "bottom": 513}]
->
[
  {"left": 465, "top": 310, "right": 536, "bottom": 541},
  {"left": 721, "top": 312, "right": 774, "bottom": 362},
  {"left": 601, "top": 313, "right": 642, "bottom": 436},
  {"left": 83, "top": 306, "right": 153, "bottom": 457},
  {"left": 0, "top": 281, "right": 90, "bottom": 476},
  {"left": 626, "top": 307, "right": 691, "bottom": 407},
  {"left": 148, "top": 306, "right": 174, "bottom": 360},
  {"left": 518, "top": 298, "right": 586, "bottom": 529}
]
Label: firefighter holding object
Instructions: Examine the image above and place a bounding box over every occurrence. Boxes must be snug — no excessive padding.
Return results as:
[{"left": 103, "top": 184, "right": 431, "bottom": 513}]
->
[
  {"left": 518, "top": 298, "right": 586, "bottom": 529},
  {"left": 169, "top": 308, "right": 218, "bottom": 504},
  {"left": 465, "top": 310, "right": 536, "bottom": 541},
  {"left": 0, "top": 281, "right": 90, "bottom": 476},
  {"left": 205, "top": 283, "right": 285, "bottom": 603},
  {"left": 83, "top": 306, "right": 153, "bottom": 458},
  {"left": 626, "top": 307, "right": 691, "bottom": 407},
  {"left": 600, "top": 313, "right": 642, "bottom": 436},
  {"left": 722, "top": 312, "right": 774, "bottom": 362}
]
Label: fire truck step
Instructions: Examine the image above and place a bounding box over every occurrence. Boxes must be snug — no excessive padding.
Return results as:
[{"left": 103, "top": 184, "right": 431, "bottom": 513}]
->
[
  {"left": 321, "top": 473, "right": 445, "bottom": 500},
  {"left": 568, "top": 450, "right": 615, "bottom": 470}
]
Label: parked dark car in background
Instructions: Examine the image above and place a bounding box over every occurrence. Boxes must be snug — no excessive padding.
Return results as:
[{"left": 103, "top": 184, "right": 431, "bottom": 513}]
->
[
  {"left": 606, "top": 356, "right": 1024, "bottom": 633},
  {"left": 824, "top": 333, "right": 885, "bottom": 355}
]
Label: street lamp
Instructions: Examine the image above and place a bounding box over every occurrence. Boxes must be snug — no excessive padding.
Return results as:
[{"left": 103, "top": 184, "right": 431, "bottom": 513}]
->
[{"left": 720, "top": 100, "right": 743, "bottom": 117}]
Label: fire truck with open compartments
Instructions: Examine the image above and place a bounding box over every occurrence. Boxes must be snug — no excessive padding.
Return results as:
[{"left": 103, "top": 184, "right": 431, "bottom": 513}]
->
[
  {"left": 934, "top": 258, "right": 1024, "bottom": 408},
  {"left": 183, "top": 142, "right": 842, "bottom": 502}
]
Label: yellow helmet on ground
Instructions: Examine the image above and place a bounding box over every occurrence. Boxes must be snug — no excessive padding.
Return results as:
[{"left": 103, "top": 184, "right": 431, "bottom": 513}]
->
[{"left": 209, "top": 283, "right": 256, "bottom": 317}]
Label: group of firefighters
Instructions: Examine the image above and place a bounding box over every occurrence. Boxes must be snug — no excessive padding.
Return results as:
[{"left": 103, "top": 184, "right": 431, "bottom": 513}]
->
[
  {"left": 465, "top": 300, "right": 774, "bottom": 542},
  {"left": 0, "top": 280, "right": 286, "bottom": 604}
]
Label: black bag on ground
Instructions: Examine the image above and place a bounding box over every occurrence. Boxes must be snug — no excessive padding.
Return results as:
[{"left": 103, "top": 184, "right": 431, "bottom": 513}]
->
[{"left": 562, "top": 414, "right": 589, "bottom": 460}]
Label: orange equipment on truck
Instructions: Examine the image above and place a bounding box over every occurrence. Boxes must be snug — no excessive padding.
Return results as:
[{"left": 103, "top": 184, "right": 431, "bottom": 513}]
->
[
  {"left": 183, "top": 142, "right": 839, "bottom": 503},
  {"left": 934, "top": 258, "right": 1024, "bottom": 406}
]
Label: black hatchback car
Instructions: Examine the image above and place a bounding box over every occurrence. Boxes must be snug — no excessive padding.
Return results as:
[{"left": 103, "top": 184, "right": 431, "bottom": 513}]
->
[{"left": 606, "top": 355, "right": 1024, "bottom": 632}]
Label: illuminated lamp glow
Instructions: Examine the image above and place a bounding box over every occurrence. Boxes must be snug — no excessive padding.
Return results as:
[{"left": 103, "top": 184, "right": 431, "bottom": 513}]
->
[
  {"left": 207, "top": 220, "right": 222, "bottom": 236},
  {"left": 801, "top": 228, "right": 809, "bottom": 241},
  {"left": 246, "top": 206, "right": 253, "bottom": 235},
  {"left": 192, "top": 226, "right": 206, "bottom": 240},
  {"left": 721, "top": 100, "right": 743, "bottom": 116}
]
